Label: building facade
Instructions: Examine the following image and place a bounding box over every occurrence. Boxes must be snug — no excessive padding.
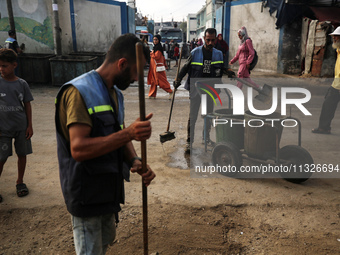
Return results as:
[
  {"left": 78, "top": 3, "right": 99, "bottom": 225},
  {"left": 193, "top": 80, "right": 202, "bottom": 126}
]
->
[{"left": 187, "top": 14, "right": 197, "bottom": 42}]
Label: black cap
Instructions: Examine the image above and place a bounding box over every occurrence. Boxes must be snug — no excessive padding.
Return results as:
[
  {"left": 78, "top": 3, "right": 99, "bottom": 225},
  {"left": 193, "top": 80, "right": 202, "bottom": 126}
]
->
[{"left": 8, "top": 30, "right": 16, "bottom": 36}]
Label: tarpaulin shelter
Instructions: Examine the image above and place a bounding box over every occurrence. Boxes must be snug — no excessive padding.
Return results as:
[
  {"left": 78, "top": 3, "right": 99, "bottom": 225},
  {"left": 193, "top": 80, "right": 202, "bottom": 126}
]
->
[{"left": 263, "top": 0, "right": 340, "bottom": 28}]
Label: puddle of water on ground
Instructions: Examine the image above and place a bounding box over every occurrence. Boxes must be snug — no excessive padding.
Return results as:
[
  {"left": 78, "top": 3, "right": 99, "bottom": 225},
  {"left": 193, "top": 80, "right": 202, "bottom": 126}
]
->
[{"left": 166, "top": 139, "right": 190, "bottom": 170}]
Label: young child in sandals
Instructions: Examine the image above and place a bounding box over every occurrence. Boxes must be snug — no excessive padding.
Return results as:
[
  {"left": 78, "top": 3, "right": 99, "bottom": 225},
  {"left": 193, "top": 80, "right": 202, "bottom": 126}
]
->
[{"left": 0, "top": 48, "right": 33, "bottom": 202}]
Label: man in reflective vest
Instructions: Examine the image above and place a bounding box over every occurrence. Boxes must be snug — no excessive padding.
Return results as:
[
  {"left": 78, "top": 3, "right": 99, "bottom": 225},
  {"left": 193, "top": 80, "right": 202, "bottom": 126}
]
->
[
  {"left": 5, "top": 30, "right": 22, "bottom": 54},
  {"left": 55, "top": 34, "right": 155, "bottom": 254},
  {"left": 174, "top": 28, "right": 224, "bottom": 153}
]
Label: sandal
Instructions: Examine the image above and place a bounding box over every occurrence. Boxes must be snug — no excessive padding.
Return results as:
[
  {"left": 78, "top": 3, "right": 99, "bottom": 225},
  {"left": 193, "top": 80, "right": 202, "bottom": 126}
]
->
[
  {"left": 16, "top": 183, "right": 29, "bottom": 197},
  {"left": 311, "top": 128, "right": 331, "bottom": 134}
]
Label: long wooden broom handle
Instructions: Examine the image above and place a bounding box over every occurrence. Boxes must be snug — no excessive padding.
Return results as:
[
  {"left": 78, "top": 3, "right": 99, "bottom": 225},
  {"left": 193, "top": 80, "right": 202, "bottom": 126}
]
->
[
  {"left": 166, "top": 46, "right": 184, "bottom": 132},
  {"left": 136, "top": 42, "right": 148, "bottom": 255}
]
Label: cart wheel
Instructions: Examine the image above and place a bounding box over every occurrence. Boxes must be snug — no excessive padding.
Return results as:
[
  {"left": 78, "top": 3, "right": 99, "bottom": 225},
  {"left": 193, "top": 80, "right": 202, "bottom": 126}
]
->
[
  {"left": 211, "top": 142, "right": 242, "bottom": 177},
  {"left": 279, "top": 145, "right": 313, "bottom": 183}
]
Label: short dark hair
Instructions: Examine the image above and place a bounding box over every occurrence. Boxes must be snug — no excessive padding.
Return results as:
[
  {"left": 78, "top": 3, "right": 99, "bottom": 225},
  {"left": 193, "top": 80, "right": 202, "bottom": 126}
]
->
[
  {"left": 0, "top": 48, "right": 18, "bottom": 63},
  {"left": 106, "top": 33, "right": 149, "bottom": 64},
  {"left": 8, "top": 30, "right": 16, "bottom": 36},
  {"left": 204, "top": 28, "right": 217, "bottom": 37}
]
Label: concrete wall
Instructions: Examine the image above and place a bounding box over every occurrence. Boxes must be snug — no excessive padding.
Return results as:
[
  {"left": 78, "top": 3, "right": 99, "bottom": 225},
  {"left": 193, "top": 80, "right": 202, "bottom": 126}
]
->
[
  {"left": 229, "top": 1, "right": 279, "bottom": 73},
  {"left": 69, "top": 0, "right": 123, "bottom": 53},
  {"left": 0, "top": 0, "right": 54, "bottom": 54},
  {"left": 0, "top": 0, "right": 127, "bottom": 55}
]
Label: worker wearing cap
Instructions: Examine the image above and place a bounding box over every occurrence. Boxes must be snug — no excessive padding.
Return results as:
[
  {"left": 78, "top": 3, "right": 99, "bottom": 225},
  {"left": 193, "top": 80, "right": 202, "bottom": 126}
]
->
[
  {"left": 312, "top": 26, "right": 340, "bottom": 134},
  {"left": 5, "top": 30, "right": 22, "bottom": 54}
]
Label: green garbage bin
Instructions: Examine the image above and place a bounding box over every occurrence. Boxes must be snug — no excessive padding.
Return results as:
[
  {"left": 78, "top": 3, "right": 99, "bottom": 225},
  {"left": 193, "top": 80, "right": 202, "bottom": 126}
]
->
[
  {"left": 50, "top": 55, "right": 97, "bottom": 86},
  {"left": 69, "top": 52, "right": 106, "bottom": 68},
  {"left": 17, "top": 53, "right": 55, "bottom": 83},
  {"left": 213, "top": 109, "right": 244, "bottom": 149},
  {"left": 244, "top": 111, "right": 284, "bottom": 159}
]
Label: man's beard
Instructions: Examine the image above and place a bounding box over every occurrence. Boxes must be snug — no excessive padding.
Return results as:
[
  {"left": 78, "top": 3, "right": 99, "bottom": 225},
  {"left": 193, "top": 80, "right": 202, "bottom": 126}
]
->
[
  {"left": 205, "top": 44, "right": 214, "bottom": 50},
  {"left": 114, "top": 66, "right": 132, "bottom": 90},
  {"left": 332, "top": 40, "right": 340, "bottom": 50}
]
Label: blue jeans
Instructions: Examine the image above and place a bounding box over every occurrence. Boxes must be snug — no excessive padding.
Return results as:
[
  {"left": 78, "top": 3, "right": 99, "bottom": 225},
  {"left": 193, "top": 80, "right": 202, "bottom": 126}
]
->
[{"left": 72, "top": 214, "right": 116, "bottom": 255}]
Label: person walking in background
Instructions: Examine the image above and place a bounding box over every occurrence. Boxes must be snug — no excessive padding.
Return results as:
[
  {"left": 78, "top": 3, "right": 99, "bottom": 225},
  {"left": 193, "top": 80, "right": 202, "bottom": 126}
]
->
[
  {"left": 215, "top": 33, "right": 229, "bottom": 68},
  {"left": 173, "top": 43, "right": 180, "bottom": 67},
  {"left": 182, "top": 41, "right": 188, "bottom": 58},
  {"left": 312, "top": 26, "right": 340, "bottom": 134},
  {"left": 141, "top": 35, "right": 148, "bottom": 46},
  {"left": 55, "top": 34, "right": 155, "bottom": 254},
  {"left": 185, "top": 41, "right": 190, "bottom": 58},
  {"left": 190, "top": 38, "right": 196, "bottom": 51},
  {"left": 5, "top": 30, "right": 23, "bottom": 54},
  {"left": 169, "top": 39, "right": 175, "bottom": 59},
  {"left": 141, "top": 35, "right": 149, "bottom": 51},
  {"left": 147, "top": 34, "right": 173, "bottom": 99},
  {"left": 163, "top": 40, "right": 170, "bottom": 58},
  {"left": 0, "top": 49, "right": 33, "bottom": 203},
  {"left": 141, "top": 35, "right": 150, "bottom": 67},
  {"left": 229, "top": 26, "right": 260, "bottom": 89}
]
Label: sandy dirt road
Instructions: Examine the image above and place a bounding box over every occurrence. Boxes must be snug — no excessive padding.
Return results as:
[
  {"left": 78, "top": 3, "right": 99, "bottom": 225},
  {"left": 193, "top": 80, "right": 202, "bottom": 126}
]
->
[{"left": 0, "top": 64, "right": 339, "bottom": 254}]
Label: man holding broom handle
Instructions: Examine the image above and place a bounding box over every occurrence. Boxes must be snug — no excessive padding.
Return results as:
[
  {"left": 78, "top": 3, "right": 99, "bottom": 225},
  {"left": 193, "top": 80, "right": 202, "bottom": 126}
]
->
[{"left": 55, "top": 34, "right": 156, "bottom": 255}]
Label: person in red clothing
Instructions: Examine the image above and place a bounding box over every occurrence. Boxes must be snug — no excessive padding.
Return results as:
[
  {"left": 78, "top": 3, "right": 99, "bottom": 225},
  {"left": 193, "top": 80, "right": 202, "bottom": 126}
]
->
[
  {"left": 147, "top": 35, "right": 173, "bottom": 99},
  {"left": 173, "top": 43, "right": 180, "bottom": 67}
]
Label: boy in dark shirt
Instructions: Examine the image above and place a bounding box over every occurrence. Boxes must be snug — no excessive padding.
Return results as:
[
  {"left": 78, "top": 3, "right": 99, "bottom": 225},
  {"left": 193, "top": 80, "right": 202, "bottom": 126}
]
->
[{"left": 0, "top": 48, "right": 33, "bottom": 202}]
